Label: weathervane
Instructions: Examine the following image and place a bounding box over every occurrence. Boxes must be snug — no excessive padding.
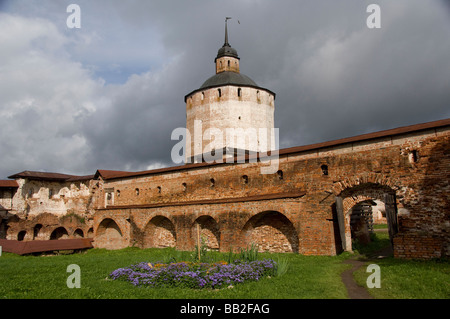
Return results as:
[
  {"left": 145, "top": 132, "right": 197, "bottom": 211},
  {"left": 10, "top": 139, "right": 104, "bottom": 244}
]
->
[
  {"left": 224, "top": 17, "right": 232, "bottom": 46},
  {"left": 224, "top": 17, "right": 240, "bottom": 46}
]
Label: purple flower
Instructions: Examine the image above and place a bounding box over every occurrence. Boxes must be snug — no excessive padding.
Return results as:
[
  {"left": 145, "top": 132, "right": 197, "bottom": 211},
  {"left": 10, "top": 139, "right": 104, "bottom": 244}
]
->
[{"left": 108, "top": 258, "right": 277, "bottom": 289}]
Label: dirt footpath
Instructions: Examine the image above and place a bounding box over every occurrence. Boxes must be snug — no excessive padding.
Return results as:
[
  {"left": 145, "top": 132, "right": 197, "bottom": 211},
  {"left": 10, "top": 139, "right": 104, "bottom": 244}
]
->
[{"left": 341, "top": 245, "right": 393, "bottom": 299}]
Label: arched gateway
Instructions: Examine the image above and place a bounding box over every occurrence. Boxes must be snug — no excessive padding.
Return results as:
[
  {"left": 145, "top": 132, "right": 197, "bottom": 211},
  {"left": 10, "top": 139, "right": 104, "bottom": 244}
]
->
[{"left": 334, "top": 182, "right": 399, "bottom": 252}]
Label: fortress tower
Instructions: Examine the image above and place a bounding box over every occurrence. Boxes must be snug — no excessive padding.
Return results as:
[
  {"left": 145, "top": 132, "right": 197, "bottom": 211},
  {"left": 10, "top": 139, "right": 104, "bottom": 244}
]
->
[{"left": 184, "top": 18, "right": 276, "bottom": 163}]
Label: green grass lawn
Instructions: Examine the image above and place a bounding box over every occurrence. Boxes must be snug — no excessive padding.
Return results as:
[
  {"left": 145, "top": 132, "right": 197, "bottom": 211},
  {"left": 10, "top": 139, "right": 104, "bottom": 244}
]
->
[
  {"left": 353, "top": 256, "right": 450, "bottom": 299},
  {"left": 0, "top": 233, "right": 448, "bottom": 299},
  {"left": 352, "top": 230, "right": 449, "bottom": 299},
  {"left": 0, "top": 247, "right": 351, "bottom": 299}
]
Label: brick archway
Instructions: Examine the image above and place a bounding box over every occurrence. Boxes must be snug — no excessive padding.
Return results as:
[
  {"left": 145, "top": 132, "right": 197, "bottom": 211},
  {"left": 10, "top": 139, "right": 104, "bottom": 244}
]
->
[
  {"left": 241, "top": 211, "right": 299, "bottom": 253},
  {"left": 335, "top": 182, "right": 398, "bottom": 252},
  {"left": 143, "top": 216, "right": 176, "bottom": 249},
  {"left": 96, "top": 218, "right": 127, "bottom": 249},
  {"left": 73, "top": 228, "right": 84, "bottom": 238},
  {"left": 331, "top": 173, "right": 400, "bottom": 197},
  {"left": 192, "top": 215, "right": 220, "bottom": 251},
  {"left": 17, "top": 230, "right": 26, "bottom": 241},
  {"left": 50, "top": 227, "right": 69, "bottom": 240},
  {"left": 33, "top": 224, "right": 43, "bottom": 240}
]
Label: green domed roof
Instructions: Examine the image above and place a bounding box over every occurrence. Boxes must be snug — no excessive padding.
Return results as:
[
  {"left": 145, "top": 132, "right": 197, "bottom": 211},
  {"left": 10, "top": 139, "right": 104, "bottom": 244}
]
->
[
  {"left": 200, "top": 71, "right": 257, "bottom": 89},
  {"left": 216, "top": 43, "right": 239, "bottom": 60}
]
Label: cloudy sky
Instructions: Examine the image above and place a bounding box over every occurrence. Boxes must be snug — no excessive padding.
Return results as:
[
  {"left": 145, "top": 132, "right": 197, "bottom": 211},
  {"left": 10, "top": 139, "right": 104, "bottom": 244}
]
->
[{"left": 1, "top": 0, "right": 449, "bottom": 179}]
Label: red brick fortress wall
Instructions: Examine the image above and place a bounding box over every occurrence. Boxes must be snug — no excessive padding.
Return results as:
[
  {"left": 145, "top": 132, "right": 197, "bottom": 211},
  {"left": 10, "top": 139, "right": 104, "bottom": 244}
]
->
[{"left": 93, "top": 122, "right": 450, "bottom": 259}]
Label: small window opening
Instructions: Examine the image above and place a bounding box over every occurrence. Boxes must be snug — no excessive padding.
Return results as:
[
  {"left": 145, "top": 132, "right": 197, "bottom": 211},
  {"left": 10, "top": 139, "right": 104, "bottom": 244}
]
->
[
  {"left": 410, "top": 150, "right": 419, "bottom": 163},
  {"left": 116, "top": 190, "right": 120, "bottom": 197},
  {"left": 18, "top": 231, "right": 26, "bottom": 241},
  {"left": 238, "top": 88, "right": 242, "bottom": 97},
  {"left": 277, "top": 170, "right": 284, "bottom": 180},
  {"left": 135, "top": 188, "right": 140, "bottom": 196},
  {"left": 218, "top": 89, "right": 222, "bottom": 98},
  {"left": 49, "top": 189, "right": 53, "bottom": 199},
  {"left": 182, "top": 183, "right": 187, "bottom": 192},
  {"left": 321, "top": 165, "right": 329, "bottom": 176},
  {"left": 157, "top": 186, "right": 161, "bottom": 193},
  {"left": 228, "top": 60, "right": 230, "bottom": 67},
  {"left": 33, "top": 224, "right": 42, "bottom": 239},
  {"left": 242, "top": 175, "right": 249, "bottom": 184},
  {"left": 210, "top": 178, "right": 215, "bottom": 187},
  {"left": 201, "top": 92, "right": 205, "bottom": 100}
]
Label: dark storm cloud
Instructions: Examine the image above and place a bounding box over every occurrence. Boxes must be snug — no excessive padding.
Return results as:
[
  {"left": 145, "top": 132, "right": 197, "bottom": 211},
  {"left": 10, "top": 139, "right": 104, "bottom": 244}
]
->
[
  {"left": 1, "top": 0, "right": 449, "bottom": 178},
  {"left": 86, "top": 0, "right": 450, "bottom": 169},
  {"left": 81, "top": 63, "right": 187, "bottom": 171}
]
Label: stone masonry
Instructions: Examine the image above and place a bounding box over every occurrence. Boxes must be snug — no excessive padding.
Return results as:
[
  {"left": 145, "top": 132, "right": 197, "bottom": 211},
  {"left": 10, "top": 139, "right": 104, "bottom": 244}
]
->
[
  {"left": 2, "top": 119, "right": 449, "bottom": 259},
  {"left": 88, "top": 119, "right": 449, "bottom": 258}
]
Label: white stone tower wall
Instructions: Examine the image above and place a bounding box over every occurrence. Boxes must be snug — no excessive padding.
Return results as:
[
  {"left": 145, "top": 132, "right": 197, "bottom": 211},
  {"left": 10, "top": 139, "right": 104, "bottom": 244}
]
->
[{"left": 186, "top": 85, "right": 275, "bottom": 160}]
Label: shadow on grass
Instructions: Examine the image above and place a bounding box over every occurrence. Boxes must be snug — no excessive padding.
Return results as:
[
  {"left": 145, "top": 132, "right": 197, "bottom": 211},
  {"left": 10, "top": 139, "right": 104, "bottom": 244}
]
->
[{"left": 351, "top": 230, "right": 392, "bottom": 260}]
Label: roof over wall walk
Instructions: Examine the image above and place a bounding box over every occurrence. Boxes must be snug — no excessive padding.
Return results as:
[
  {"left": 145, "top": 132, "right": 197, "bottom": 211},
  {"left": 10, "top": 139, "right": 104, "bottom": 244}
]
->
[
  {"left": 3, "top": 118, "right": 449, "bottom": 183},
  {"left": 0, "top": 180, "right": 19, "bottom": 188},
  {"left": 7, "top": 171, "right": 94, "bottom": 182},
  {"left": 95, "top": 117, "right": 450, "bottom": 181}
]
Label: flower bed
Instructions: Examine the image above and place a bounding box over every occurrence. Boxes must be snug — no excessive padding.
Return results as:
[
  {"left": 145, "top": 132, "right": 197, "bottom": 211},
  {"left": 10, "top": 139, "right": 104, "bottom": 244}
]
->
[{"left": 109, "top": 259, "right": 277, "bottom": 289}]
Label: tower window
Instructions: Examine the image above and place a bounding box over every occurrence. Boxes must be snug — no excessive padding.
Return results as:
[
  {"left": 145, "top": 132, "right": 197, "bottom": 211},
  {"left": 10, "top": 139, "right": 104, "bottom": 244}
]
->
[
  {"left": 228, "top": 60, "right": 230, "bottom": 67},
  {"left": 157, "top": 186, "right": 161, "bottom": 193},
  {"left": 201, "top": 92, "right": 205, "bottom": 100},
  {"left": 321, "top": 165, "right": 329, "bottom": 176},
  {"left": 210, "top": 178, "right": 215, "bottom": 188},
  {"left": 182, "top": 183, "right": 187, "bottom": 192},
  {"left": 238, "top": 88, "right": 242, "bottom": 97},
  {"left": 135, "top": 188, "right": 140, "bottom": 196},
  {"left": 218, "top": 89, "right": 222, "bottom": 98},
  {"left": 116, "top": 190, "right": 120, "bottom": 198},
  {"left": 242, "top": 175, "right": 249, "bottom": 184}
]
